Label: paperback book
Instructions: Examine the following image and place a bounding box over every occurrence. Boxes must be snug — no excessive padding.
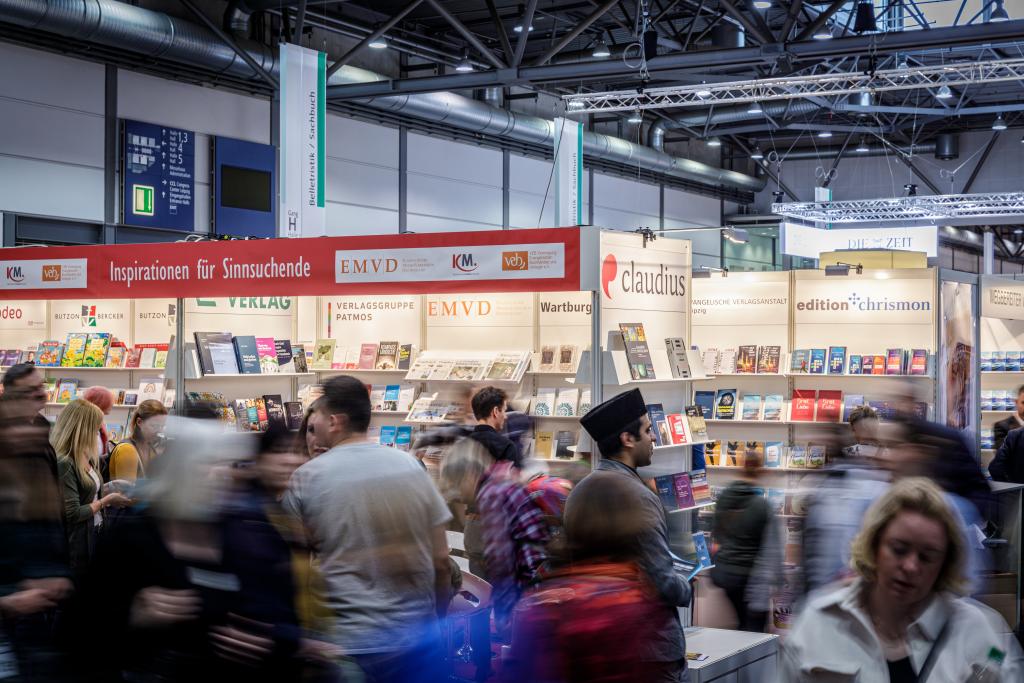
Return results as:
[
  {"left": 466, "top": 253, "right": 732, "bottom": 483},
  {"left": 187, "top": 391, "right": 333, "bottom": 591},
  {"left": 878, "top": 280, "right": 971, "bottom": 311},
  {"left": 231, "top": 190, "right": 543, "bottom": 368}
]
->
[
  {"left": 756, "top": 345, "right": 781, "bottom": 374},
  {"left": 740, "top": 394, "right": 763, "bottom": 421},
  {"left": 666, "top": 413, "right": 689, "bottom": 445},
  {"left": 673, "top": 472, "right": 696, "bottom": 508},
  {"left": 790, "top": 349, "right": 809, "bottom": 374},
  {"left": 275, "top": 340, "right": 295, "bottom": 373},
  {"left": 619, "top": 323, "right": 656, "bottom": 380},
  {"left": 848, "top": 355, "right": 863, "bottom": 375},
  {"left": 694, "top": 391, "right": 716, "bottom": 418},
  {"left": 233, "top": 336, "right": 261, "bottom": 374},
  {"left": 558, "top": 345, "right": 578, "bottom": 373},
  {"left": 736, "top": 345, "right": 758, "bottom": 374},
  {"left": 312, "top": 339, "right": 337, "bottom": 370},
  {"left": 554, "top": 388, "right": 578, "bottom": 417},
  {"left": 763, "top": 394, "right": 784, "bottom": 422},
  {"left": 538, "top": 346, "right": 556, "bottom": 372},
  {"left": 816, "top": 390, "right": 843, "bottom": 422},
  {"left": 764, "top": 442, "right": 783, "bottom": 468},
  {"left": 62, "top": 333, "right": 88, "bottom": 367},
  {"left": 827, "top": 346, "right": 846, "bottom": 375},
  {"left": 647, "top": 404, "right": 670, "bottom": 447},
  {"left": 397, "top": 344, "right": 413, "bottom": 371},
  {"left": 82, "top": 333, "right": 111, "bottom": 367},
  {"left": 375, "top": 342, "right": 400, "bottom": 370},
  {"left": 37, "top": 341, "right": 64, "bottom": 367},
  {"left": 263, "top": 394, "right": 288, "bottom": 429},
  {"left": 790, "top": 389, "right": 817, "bottom": 421},
  {"left": 665, "top": 337, "right": 691, "bottom": 378},
  {"left": 684, "top": 406, "right": 708, "bottom": 442},
  {"left": 713, "top": 389, "right": 737, "bottom": 420},
  {"left": 909, "top": 349, "right": 928, "bottom": 376},
  {"left": 808, "top": 348, "right": 826, "bottom": 374},
  {"left": 885, "top": 348, "right": 904, "bottom": 375}
]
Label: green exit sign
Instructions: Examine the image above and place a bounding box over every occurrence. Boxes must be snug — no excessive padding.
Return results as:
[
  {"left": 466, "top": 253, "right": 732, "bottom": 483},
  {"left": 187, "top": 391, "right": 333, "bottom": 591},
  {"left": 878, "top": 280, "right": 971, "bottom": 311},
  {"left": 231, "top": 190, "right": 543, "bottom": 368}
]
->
[{"left": 132, "top": 184, "right": 155, "bottom": 216}]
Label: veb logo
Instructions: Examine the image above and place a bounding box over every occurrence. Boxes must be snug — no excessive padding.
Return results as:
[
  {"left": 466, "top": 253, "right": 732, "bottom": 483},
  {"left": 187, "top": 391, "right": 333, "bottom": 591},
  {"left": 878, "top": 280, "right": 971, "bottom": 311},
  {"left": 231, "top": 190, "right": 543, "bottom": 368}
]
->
[
  {"left": 601, "top": 254, "right": 618, "bottom": 298},
  {"left": 5, "top": 266, "right": 24, "bottom": 283},
  {"left": 452, "top": 253, "right": 478, "bottom": 273},
  {"left": 81, "top": 305, "right": 97, "bottom": 328},
  {"left": 502, "top": 251, "right": 528, "bottom": 271},
  {"left": 41, "top": 265, "right": 61, "bottom": 282}
]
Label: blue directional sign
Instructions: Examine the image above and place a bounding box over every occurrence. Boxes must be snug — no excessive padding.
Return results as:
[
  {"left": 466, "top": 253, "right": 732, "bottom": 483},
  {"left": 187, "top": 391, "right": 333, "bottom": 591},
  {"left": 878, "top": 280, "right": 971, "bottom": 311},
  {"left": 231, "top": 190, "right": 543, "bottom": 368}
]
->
[{"left": 122, "top": 119, "right": 195, "bottom": 231}]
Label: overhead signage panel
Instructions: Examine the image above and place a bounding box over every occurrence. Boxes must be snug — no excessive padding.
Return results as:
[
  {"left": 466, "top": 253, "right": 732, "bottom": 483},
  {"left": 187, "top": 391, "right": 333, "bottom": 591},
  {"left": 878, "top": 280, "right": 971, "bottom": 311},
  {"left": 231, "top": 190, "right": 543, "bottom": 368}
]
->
[
  {"left": 781, "top": 222, "right": 937, "bottom": 259},
  {"left": 122, "top": 119, "right": 195, "bottom": 232}
]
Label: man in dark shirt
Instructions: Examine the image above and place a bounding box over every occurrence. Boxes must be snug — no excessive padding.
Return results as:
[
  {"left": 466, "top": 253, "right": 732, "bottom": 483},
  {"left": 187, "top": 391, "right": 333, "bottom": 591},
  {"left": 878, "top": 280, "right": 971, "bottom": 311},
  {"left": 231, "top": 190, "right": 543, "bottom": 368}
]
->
[
  {"left": 993, "top": 385, "right": 1024, "bottom": 451},
  {"left": 991, "top": 427, "right": 1024, "bottom": 483},
  {"left": 467, "top": 386, "right": 521, "bottom": 467}
]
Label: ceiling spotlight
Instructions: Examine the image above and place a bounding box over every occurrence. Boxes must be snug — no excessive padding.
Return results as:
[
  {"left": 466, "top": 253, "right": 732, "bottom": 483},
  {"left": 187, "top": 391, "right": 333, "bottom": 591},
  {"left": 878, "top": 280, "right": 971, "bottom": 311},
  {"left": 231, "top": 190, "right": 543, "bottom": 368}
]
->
[
  {"left": 513, "top": 4, "right": 534, "bottom": 33},
  {"left": 707, "top": 136, "right": 722, "bottom": 147},
  {"left": 993, "top": 114, "right": 1008, "bottom": 131},
  {"left": 627, "top": 109, "right": 643, "bottom": 124},
  {"left": 1020, "top": 135, "right": 1024, "bottom": 143},
  {"left": 989, "top": 0, "right": 1010, "bottom": 23},
  {"left": 853, "top": 0, "right": 878, "bottom": 33},
  {"left": 1015, "top": 228, "right": 1024, "bottom": 235},
  {"left": 904, "top": 183, "right": 918, "bottom": 197},
  {"left": 723, "top": 226, "right": 749, "bottom": 244},
  {"left": 455, "top": 50, "right": 474, "bottom": 72},
  {"left": 935, "top": 85, "right": 953, "bottom": 100},
  {"left": 567, "top": 99, "right": 585, "bottom": 111},
  {"left": 812, "top": 25, "right": 833, "bottom": 40},
  {"left": 855, "top": 136, "right": 870, "bottom": 153},
  {"left": 368, "top": 34, "right": 388, "bottom": 49},
  {"left": 696, "top": 82, "right": 712, "bottom": 98},
  {"left": 591, "top": 38, "right": 610, "bottom": 58},
  {"left": 750, "top": 144, "right": 764, "bottom": 160},
  {"left": 753, "top": 0, "right": 772, "bottom": 8},
  {"left": 747, "top": 101, "right": 763, "bottom": 115},
  {"left": 818, "top": 130, "right": 833, "bottom": 139}
]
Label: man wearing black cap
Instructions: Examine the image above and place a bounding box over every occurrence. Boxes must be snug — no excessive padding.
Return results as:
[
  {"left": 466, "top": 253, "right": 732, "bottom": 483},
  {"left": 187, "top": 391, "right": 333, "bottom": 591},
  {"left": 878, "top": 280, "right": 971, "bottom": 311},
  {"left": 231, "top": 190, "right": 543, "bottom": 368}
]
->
[{"left": 569, "top": 388, "right": 692, "bottom": 682}]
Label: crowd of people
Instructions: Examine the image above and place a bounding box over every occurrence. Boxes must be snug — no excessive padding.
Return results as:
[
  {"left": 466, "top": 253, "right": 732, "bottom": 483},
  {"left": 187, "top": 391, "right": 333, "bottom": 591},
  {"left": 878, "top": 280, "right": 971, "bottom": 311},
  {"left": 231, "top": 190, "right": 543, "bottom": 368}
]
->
[{"left": 1, "top": 360, "right": 1023, "bottom": 682}]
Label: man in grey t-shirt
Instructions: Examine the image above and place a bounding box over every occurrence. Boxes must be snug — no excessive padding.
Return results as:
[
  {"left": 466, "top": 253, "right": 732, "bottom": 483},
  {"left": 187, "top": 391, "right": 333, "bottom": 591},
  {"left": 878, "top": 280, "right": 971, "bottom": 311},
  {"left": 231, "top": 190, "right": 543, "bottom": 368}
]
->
[{"left": 283, "top": 375, "right": 452, "bottom": 683}]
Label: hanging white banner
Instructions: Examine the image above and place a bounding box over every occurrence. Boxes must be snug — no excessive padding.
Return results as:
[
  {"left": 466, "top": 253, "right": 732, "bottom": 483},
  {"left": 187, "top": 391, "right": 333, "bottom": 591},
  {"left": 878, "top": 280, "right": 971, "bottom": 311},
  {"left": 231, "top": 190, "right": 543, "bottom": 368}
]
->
[
  {"left": 279, "top": 43, "right": 326, "bottom": 238},
  {"left": 553, "top": 117, "right": 583, "bottom": 227}
]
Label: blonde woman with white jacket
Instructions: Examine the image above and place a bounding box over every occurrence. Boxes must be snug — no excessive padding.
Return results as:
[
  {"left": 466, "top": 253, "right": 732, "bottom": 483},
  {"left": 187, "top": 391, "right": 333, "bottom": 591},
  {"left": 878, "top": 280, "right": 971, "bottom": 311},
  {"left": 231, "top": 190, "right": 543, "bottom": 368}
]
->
[{"left": 782, "top": 477, "right": 1022, "bottom": 682}]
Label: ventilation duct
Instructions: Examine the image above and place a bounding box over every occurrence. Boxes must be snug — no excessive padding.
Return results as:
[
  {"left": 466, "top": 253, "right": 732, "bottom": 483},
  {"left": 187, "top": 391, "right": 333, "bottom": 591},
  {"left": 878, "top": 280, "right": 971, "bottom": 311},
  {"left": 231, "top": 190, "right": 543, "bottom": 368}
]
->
[
  {"left": 0, "top": 0, "right": 765, "bottom": 193},
  {"left": 711, "top": 23, "right": 744, "bottom": 49}
]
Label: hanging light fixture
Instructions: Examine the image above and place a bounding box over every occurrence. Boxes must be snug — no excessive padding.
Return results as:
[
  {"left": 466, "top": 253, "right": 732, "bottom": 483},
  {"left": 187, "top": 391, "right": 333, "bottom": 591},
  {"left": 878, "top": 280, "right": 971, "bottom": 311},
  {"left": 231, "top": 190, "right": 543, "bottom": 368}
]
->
[
  {"left": 935, "top": 85, "right": 953, "bottom": 100},
  {"left": 696, "top": 82, "right": 712, "bottom": 98},
  {"left": 567, "top": 99, "right": 585, "bottom": 111},
  {"left": 591, "top": 38, "right": 611, "bottom": 58},
  {"left": 513, "top": 4, "right": 534, "bottom": 33},
  {"left": 750, "top": 144, "right": 764, "bottom": 160},
  {"left": 455, "top": 50, "right": 474, "bottom": 72},
  {"left": 707, "top": 136, "right": 722, "bottom": 147},
  {"left": 855, "top": 136, "right": 870, "bottom": 153},
  {"left": 853, "top": 0, "right": 878, "bottom": 33},
  {"left": 753, "top": 0, "right": 772, "bottom": 9},
  {"left": 368, "top": 36, "right": 388, "bottom": 49},
  {"left": 818, "top": 130, "right": 833, "bottom": 139},
  {"left": 989, "top": 0, "right": 1010, "bottom": 23},
  {"left": 747, "top": 101, "right": 764, "bottom": 115},
  {"left": 813, "top": 24, "right": 833, "bottom": 40},
  {"left": 993, "top": 114, "right": 1008, "bottom": 131},
  {"left": 627, "top": 109, "right": 643, "bottom": 124}
]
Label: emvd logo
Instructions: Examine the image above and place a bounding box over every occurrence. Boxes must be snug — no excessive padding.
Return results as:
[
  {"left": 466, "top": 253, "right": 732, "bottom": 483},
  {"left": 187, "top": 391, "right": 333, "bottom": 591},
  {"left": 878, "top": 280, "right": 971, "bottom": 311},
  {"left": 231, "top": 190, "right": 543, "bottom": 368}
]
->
[
  {"left": 5, "top": 266, "right": 24, "bottom": 283},
  {"left": 452, "top": 253, "right": 478, "bottom": 273},
  {"left": 81, "top": 305, "right": 97, "bottom": 327},
  {"left": 601, "top": 254, "right": 618, "bottom": 298}
]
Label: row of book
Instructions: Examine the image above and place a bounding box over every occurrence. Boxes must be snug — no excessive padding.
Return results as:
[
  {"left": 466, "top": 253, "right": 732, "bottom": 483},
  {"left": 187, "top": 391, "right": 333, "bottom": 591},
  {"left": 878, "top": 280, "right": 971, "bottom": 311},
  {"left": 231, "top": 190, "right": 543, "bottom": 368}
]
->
[
  {"left": 695, "top": 389, "right": 928, "bottom": 423},
  {"left": 648, "top": 404, "right": 709, "bottom": 447},
  {"left": 705, "top": 441, "right": 827, "bottom": 469},
  {"left": 7, "top": 335, "right": 171, "bottom": 369},
  {"left": 981, "top": 390, "right": 1020, "bottom": 411},
  {"left": 406, "top": 351, "right": 532, "bottom": 383},
  {"left": 981, "top": 429, "right": 996, "bottom": 451},
  {"left": 193, "top": 333, "right": 308, "bottom": 375},
  {"left": 981, "top": 351, "right": 1024, "bottom": 372},
  {"left": 702, "top": 346, "right": 781, "bottom": 375},
  {"left": 619, "top": 324, "right": 693, "bottom": 380},
  {"left": 310, "top": 339, "right": 411, "bottom": 371},
  {"left": 650, "top": 469, "right": 712, "bottom": 511},
  {"left": 531, "top": 429, "right": 579, "bottom": 460},
  {"left": 371, "top": 425, "right": 414, "bottom": 451},
  {"left": 46, "top": 378, "right": 166, "bottom": 407},
  {"left": 530, "top": 387, "right": 592, "bottom": 418},
  {"left": 368, "top": 384, "right": 417, "bottom": 413},
  {"left": 790, "top": 347, "right": 928, "bottom": 376}
]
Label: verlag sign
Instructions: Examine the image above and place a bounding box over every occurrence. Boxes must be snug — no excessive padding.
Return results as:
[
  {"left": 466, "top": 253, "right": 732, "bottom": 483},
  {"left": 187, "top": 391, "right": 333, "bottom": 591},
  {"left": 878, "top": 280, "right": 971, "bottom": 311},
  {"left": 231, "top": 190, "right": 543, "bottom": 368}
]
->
[{"left": 0, "top": 228, "right": 581, "bottom": 300}]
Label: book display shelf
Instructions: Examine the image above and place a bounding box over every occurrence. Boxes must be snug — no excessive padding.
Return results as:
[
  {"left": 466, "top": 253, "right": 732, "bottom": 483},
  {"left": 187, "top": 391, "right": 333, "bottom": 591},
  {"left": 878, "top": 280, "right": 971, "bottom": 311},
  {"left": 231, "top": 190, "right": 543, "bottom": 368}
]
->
[{"left": 979, "top": 275, "right": 1024, "bottom": 469}]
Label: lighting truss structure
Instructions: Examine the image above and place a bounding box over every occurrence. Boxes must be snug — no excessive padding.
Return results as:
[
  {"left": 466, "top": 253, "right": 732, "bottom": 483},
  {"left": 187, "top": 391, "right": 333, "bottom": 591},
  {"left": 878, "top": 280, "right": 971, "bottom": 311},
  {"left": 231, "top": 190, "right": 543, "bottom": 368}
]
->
[
  {"left": 772, "top": 192, "right": 1024, "bottom": 224},
  {"left": 563, "top": 57, "right": 1024, "bottom": 113}
]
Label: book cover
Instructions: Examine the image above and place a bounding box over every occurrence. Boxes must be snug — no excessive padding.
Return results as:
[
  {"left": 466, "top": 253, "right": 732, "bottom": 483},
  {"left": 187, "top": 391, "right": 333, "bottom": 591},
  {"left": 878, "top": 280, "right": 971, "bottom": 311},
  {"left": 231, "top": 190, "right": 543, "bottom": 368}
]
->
[
  {"left": 684, "top": 406, "right": 708, "bottom": 442},
  {"left": 137, "top": 379, "right": 164, "bottom": 405},
  {"left": 665, "top": 337, "right": 691, "bottom": 378},
  {"left": 579, "top": 389, "right": 592, "bottom": 415},
  {"left": 154, "top": 349, "right": 168, "bottom": 369},
  {"left": 555, "top": 387, "right": 579, "bottom": 417},
  {"left": 693, "top": 532, "right": 713, "bottom": 573},
  {"left": 122, "top": 347, "right": 142, "bottom": 369},
  {"left": 375, "top": 341, "right": 400, "bottom": 370},
  {"left": 807, "top": 443, "right": 827, "bottom": 469},
  {"left": 263, "top": 394, "right": 288, "bottom": 429},
  {"left": 808, "top": 349, "right": 826, "bottom": 374},
  {"left": 122, "top": 391, "right": 138, "bottom": 407},
  {"left": 397, "top": 344, "right": 413, "bottom": 371},
  {"left": 618, "top": 323, "right": 656, "bottom": 380},
  {"left": 395, "top": 426, "right": 413, "bottom": 452},
  {"left": 486, "top": 353, "right": 521, "bottom": 381},
  {"left": 726, "top": 441, "right": 744, "bottom": 467},
  {"left": 790, "top": 389, "right": 817, "bottom": 421},
  {"left": 816, "top": 390, "right": 843, "bottom": 422},
  {"left": 702, "top": 348, "right": 720, "bottom": 374},
  {"left": 382, "top": 385, "right": 401, "bottom": 412},
  {"left": 105, "top": 345, "right": 126, "bottom": 369},
  {"left": 555, "top": 430, "right": 576, "bottom": 459},
  {"left": 447, "top": 360, "right": 484, "bottom": 382},
  {"left": 764, "top": 441, "right": 783, "bottom": 468},
  {"left": 37, "top": 341, "right": 63, "bottom": 367},
  {"left": 55, "top": 379, "right": 79, "bottom": 404},
  {"left": 557, "top": 345, "right": 578, "bottom": 373},
  {"left": 756, "top": 345, "right": 781, "bottom": 374},
  {"left": 254, "top": 338, "right": 278, "bottom": 374},
  {"left": 980, "top": 351, "right": 993, "bottom": 372},
  {"left": 740, "top": 394, "right": 763, "bottom": 421},
  {"left": 654, "top": 475, "right": 678, "bottom": 510},
  {"left": 705, "top": 441, "right": 722, "bottom": 467},
  {"left": 253, "top": 397, "right": 269, "bottom": 431},
  {"left": 848, "top": 355, "right": 862, "bottom": 375},
  {"left": 379, "top": 425, "right": 398, "bottom": 447},
  {"left": 647, "top": 404, "right": 668, "bottom": 447},
  {"left": 736, "top": 345, "right": 758, "bottom": 374},
  {"left": 909, "top": 349, "right": 928, "bottom": 375},
  {"left": 672, "top": 473, "right": 696, "bottom": 508},
  {"left": 233, "top": 336, "right": 261, "bottom": 374},
  {"left": 275, "top": 340, "right": 295, "bottom": 372},
  {"left": 666, "top": 414, "right": 690, "bottom": 445},
  {"left": 745, "top": 441, "right": 765, "bottom": 466},
  {"left": 210, "top": 338, "right": 240, "bottom": 374},
  {"left": 284, "top": 401, "right": 304, "bottom": 430},
  {"left": 872, "top": 354, "right": 886, "bottom": 375},
  {"left": 842, "top": 394, "right": 865, "bottom": 421},
  {"left": 532, "top": 387, "right": 557, "bottom": 416},
  {"left": 885, "top": 348, "right": 904, "bottom": 375},
  {"left": 860, "top": 354, "right": 874, "bottom": 375},
  {"left": 397, "top": 385, "right": 417, "bottom": 412},
  {"left": 690, "top": 469, "right": 711, "bottom": 502},
  {"left": 695, "top": 391, "right": 715, "bottom": 418},
  {"left": 535, "top": 431, "right": 554, "bottom": 459},
  {"left": 787, "top": 444, "right": 807, "bottom": 469},
  {"left": 763, "top": 394, "right": 784, "bottom": 421},
  {"left": 368, "top": 386, "right": 386, "bottom": 412},
  {"left": 194, "top": 332, "right": 227, "bottom": 375},
  {"left": 719, "top": 348, "right": 738, "bottom": 374},
  {"left": 356, "top": 343, "right": 379, "bottom": 370},
  {"left": 82, "top": 333, "right": 111, "bottom": 367},
  {"left": 312, "top": 339, "right": 337, "bottom": 370},
  {"left": 538, "top": 345, "right": 557, "bottom": 372},
  {"left": 790, "top": 349, "right": 809, "bottom": 373},
  {"left": 139, "top": 347, "right": 157, "bottom": 369},
  {"left": 62, "top": 333, "right": 88, "bottom": 367},
  {"left": 827, "top": 346, "right": 847, "bottom": 375},
  {"left": 19, "top": 345, "right": 38, "bottom": 365},
  {"left": 869, "top": 400, "right": 898, "bottom": 421},
  {"left": 291, "top": 344, "right": 309, "bottom": 373},
  {"left": 2, "top": 350, "right": 20, "bottom": 366},
  {"left": 713, "top": 389, "right": 737, "bottom": 420}
]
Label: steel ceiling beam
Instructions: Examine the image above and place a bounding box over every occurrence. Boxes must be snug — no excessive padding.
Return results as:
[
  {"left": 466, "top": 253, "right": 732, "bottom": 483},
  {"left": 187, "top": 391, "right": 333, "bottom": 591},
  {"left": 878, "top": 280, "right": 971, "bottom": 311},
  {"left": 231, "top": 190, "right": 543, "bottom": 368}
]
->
[
  {"left": 325, "top": 0, "right": 424, "bottom": 78},
  {"left": 423, "top": 0, "right": 507, "bottom": 70},
  {"left": 744, "top": 0, "right": 776, "bottom": 44},
  {"left": 961, "top": 130, "right": 1001, "bottom": 194},
  {"left": 532, "top": 0, "right": 619, "bottom": 66},
  {"left": 779, "top": 0, "right": 805, "bottom": 43},
  {"left": 326, "top": 19, "right": 1024, "bottom": 100},
  {"left": 716, "top": 0, "right": 772, "bottom": 45},
  {"left": 820, "top": 131, "right": 855, "bottom": 188},
  {"left": 512, "top": 0, "right": 539, "bottom": 67},
  {"left": 484, "top": 0, "right": 514, "bottom": 62}
]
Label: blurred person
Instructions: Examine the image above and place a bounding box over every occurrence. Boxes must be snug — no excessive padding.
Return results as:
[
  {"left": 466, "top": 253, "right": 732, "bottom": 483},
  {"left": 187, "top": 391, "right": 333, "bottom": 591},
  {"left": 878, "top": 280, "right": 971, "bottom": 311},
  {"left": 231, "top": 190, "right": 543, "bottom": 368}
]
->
[
  {"left": 284, "top": 375, "right": 452, "bottom": 683},
  {"left": 846, "top": 404, "right": 881, "bottom": 457},
  {"left": 108, "top": 399, "right": 167, "bottom": 482},
  {"left": 570, "top": 389, "right": 691, "bottom": 683},
  {"left": 0, "top": 364, "right": 72, "bottom": 681},
  {"left": 782, "top": 478, "right": 1022, "bottom": 681},
  {"left": 505, "top": 473, "right": 664, "bottom": 682},
  {"left": 82, "top": 386, "right": 114, "bottom": 461},
  {"left": 297, "top": 398, "right": 328, "bottom": 459},
  {"left": 467, "top": 386, "right": 521, "bottom": 467},
  {"left": 711, "top": 448, "right": 781, "bottom": 632},
  {"left": 993, "top": 385, "right": 1024, "bottom": 451},
  {"left": 52, "top": 399, "right": 131, "bottom": 581},
  {"left": 439, "top": 439, "right": 550, "bottom": 639},
  {"left": 76, "top": 418, "right": 316, "bottom": 682},
  {"left": 989, "top": 422, "right": 1024, "bottom": 483}
]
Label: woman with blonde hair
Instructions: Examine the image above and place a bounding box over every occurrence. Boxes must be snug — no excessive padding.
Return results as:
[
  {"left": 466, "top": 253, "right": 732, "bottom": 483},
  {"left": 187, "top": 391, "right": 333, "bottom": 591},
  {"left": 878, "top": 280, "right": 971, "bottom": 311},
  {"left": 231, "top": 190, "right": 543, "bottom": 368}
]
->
[
  {"left": 109, "top": 398, "right": 167, "bottom": 481},
  {"left": 783, "top": 477, "right": 1022, "bottom": 682},
  {"left": 53, "top": 399, "right": 130, "bottom": 579}
]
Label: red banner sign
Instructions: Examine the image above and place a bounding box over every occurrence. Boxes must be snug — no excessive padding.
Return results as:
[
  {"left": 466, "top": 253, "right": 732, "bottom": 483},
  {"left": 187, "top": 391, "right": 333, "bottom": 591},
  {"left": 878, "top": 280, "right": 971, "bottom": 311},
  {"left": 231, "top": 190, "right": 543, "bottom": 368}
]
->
[{"left": 0, "top": 229, "right": 583, "bottom": 300}]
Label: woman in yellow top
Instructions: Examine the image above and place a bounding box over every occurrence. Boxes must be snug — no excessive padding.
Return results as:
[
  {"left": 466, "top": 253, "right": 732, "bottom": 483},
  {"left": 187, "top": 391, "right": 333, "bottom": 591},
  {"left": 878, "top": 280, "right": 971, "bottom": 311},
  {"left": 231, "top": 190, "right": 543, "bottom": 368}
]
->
[{"left": 109, "top": 399, "right": 167, "bottom": 481}]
